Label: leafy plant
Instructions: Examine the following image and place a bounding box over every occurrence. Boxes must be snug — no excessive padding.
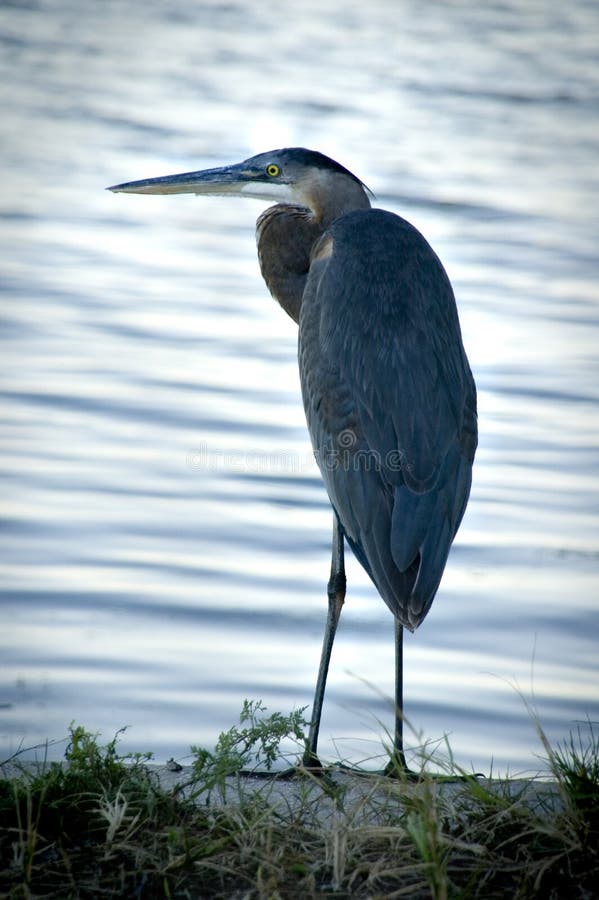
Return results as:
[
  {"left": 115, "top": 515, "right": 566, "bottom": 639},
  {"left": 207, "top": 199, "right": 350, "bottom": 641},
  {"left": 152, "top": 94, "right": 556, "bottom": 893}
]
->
[
  {"left": 1, "top": 706, "right": 599, "bottom": 899},
  {"left": 190, "top": 699, "right": 309, "bottom": 796}
]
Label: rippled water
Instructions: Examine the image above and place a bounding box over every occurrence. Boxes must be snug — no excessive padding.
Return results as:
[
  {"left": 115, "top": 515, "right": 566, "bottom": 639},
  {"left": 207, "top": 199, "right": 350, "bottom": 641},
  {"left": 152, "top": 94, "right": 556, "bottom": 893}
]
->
[{"left": 1, "top": 0, "right": 598, "bottom": 774}]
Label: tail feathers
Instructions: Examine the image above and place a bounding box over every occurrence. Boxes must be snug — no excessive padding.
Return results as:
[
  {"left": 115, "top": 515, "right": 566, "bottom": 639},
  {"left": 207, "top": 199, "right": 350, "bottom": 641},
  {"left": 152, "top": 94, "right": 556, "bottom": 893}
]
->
[
  {"left": 333, "top": 448, "right": 472, "bottom": 634},
  {"left": 389, "top": 448, "right": 472, "bottom": 630},
  {"left": 406, "top": 511, "right": 453, "bottom": 627}
]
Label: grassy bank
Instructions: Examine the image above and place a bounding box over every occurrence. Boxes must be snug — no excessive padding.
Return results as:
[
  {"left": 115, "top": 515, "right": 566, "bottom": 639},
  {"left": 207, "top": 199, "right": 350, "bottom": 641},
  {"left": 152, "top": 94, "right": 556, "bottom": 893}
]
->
[{"left": 1, "top": 704, "right": 598, "bottom": 898}]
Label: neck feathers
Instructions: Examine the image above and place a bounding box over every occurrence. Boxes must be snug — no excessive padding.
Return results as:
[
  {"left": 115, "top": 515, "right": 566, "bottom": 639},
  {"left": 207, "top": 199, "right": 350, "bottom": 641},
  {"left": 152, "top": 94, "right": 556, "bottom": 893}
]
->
[
  {"left": 256, "top": 205, "right": 324, "bottom": 323},
  {"left": 255, "top": 175, "right": 371, "bottom": 322}
]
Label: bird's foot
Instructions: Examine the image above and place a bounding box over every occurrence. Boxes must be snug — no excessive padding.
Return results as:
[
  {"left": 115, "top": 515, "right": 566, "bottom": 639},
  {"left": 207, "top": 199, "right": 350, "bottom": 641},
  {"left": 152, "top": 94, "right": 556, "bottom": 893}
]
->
[
  {"left": 300, "top": 750, "right": 327, "bottom": 773},
  {"left": 383, "top": 752, "right": 485, "bottom": 782},
  {"left": 383, "top": 750, "right": 422, "bottom": 781}
]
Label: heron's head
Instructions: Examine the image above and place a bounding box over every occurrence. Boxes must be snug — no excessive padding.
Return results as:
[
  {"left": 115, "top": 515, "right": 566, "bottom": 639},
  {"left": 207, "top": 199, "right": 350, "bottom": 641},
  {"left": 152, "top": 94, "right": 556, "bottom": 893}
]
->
[{"left": 108, "top": 148, "right": 372, "bottom": 223}]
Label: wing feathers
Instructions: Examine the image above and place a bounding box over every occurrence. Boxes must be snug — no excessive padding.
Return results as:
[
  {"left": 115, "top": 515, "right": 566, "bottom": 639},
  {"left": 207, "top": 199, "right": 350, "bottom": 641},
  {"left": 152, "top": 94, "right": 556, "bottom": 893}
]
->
[{"left": 299, "top": 208, "right": 477, "bottom": 630}]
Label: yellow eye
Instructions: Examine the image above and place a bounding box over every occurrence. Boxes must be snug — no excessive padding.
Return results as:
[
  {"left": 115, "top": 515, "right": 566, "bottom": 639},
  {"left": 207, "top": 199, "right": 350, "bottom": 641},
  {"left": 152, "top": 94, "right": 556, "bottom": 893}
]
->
[{"left": 266, "top": 164, "right": 281, "bottom": 177}]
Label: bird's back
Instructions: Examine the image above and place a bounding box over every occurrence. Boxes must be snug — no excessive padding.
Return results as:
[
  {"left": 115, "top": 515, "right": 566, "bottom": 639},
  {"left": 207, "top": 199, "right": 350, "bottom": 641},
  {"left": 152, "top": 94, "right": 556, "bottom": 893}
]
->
[{"left": 299, "top": 208, "right": 477, "bottom": 630}]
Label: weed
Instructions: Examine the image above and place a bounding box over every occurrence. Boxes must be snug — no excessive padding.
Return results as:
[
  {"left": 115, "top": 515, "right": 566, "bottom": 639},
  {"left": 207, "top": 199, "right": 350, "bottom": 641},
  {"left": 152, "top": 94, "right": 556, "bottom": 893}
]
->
[
  {"left": 189, "top": 699, "right": 309, "bottom": 798},
  {"left": 0, "top": 707, "right": 598, "bottom": 898}
]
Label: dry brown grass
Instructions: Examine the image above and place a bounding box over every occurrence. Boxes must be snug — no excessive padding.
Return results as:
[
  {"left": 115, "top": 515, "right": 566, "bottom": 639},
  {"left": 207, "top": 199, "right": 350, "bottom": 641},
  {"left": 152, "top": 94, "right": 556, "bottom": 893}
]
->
[{"left": 1, "top": 710, "right": 598, "bottom": 898}]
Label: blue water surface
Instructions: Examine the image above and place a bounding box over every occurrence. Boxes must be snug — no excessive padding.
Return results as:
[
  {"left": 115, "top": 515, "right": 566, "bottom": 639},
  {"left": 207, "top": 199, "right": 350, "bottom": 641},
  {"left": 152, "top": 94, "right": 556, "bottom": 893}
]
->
[{"left": 1, "top": 0, "right": 598, "bottom": 775}]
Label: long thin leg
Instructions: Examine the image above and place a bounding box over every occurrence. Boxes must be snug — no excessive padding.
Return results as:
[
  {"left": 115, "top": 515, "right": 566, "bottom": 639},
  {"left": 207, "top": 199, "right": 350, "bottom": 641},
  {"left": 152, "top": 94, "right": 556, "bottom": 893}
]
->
[
  {"left": 391, "top": 616, "right": 408, "bottom": 770},
  {"left": 303, "top": 513, "right": 346, "bottom": 767}
]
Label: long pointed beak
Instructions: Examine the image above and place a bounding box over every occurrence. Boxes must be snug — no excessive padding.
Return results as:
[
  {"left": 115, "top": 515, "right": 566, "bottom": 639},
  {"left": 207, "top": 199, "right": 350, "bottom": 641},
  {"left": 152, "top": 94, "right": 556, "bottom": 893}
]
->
[{"left": 107, "top": 162, "right": 259, "bottom": 196}]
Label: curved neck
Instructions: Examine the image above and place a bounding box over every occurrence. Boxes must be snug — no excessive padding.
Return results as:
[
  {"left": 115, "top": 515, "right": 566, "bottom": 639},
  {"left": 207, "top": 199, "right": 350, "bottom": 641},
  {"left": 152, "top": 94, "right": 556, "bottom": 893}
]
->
[
  {"left": 255, "top": 177, "right": 371, "bottom": 322},
  {"left": 256, "top": 205, "right": 324, "bottom": 323},
  {"left": 302, "top": 170, "right": 371, "bottom": 227}
]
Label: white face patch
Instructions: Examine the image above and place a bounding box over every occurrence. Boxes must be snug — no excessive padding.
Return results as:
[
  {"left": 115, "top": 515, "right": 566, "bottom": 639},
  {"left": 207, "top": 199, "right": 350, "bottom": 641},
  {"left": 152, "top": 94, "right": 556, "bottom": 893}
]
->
[{"left": 238, "top": 181, "right": 296, "bottom": 203}]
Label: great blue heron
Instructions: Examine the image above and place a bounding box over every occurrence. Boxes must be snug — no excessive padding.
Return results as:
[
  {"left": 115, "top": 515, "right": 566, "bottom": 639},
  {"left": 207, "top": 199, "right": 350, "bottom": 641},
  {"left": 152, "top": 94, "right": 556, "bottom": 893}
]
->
[{"left": 108, "top": 148, "right": 477, "bottom": 771}]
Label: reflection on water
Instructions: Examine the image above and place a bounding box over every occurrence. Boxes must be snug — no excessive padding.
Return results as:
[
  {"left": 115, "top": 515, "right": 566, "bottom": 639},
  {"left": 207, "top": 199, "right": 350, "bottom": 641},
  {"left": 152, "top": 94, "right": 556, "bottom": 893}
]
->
[{"left": 1, "top": 0, "right": 598, "bottom": 774}]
